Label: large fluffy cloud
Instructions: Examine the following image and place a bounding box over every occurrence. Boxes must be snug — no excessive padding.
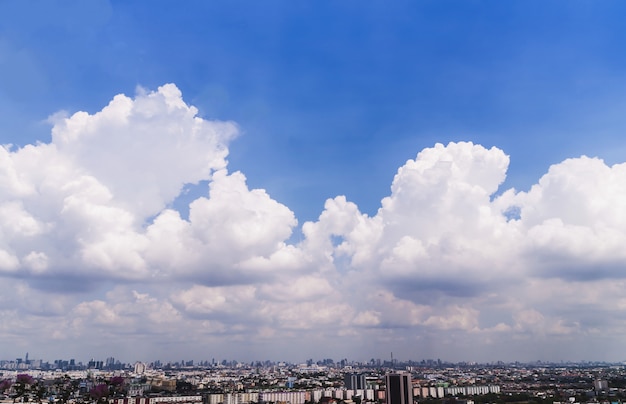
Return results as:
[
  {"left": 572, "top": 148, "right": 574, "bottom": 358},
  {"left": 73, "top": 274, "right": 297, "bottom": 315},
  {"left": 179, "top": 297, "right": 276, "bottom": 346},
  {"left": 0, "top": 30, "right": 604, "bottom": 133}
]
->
[
  {"left": 3, "top": 85, "right": 626, "bottom": 361},
  {"left": 509, "top": 156, "right": 626, "bottom": 281},
  {"left": 297, "top": 141, "right": 626, "bottom": 357},
  {"left": 0, "top": 84, "right": 300, "bottom": 287},
  {"left": 50, "top": 84, "right": 236, "bottom": 218},
  {"left": 304, "top": 142, "right": 522, "bottom": 302}
]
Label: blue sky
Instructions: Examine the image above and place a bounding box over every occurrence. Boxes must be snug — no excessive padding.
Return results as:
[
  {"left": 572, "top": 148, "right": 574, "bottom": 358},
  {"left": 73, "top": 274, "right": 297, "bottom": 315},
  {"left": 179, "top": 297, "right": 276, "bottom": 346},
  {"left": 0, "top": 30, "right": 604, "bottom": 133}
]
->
[
  {"left": 2, "top": 0, "right": 626, "bottom": 363},
  {"left": 5, "top": 0, "right": 626, "bottom": 220}
]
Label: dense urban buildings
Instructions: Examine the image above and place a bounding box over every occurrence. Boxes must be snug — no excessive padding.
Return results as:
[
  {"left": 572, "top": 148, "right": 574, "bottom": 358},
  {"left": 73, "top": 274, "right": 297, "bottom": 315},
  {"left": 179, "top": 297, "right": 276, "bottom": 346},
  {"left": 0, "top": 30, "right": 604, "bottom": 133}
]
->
[{"left": 1, "top": 354, "right": 625, "bottom": 404}]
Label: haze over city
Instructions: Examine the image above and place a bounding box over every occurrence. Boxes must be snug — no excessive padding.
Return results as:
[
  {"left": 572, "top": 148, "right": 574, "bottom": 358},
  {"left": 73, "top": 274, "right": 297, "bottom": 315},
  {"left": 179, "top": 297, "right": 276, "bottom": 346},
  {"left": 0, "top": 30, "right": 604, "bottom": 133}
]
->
[{"left": 2, "top": 1, "right": 626, "bottom": 364}]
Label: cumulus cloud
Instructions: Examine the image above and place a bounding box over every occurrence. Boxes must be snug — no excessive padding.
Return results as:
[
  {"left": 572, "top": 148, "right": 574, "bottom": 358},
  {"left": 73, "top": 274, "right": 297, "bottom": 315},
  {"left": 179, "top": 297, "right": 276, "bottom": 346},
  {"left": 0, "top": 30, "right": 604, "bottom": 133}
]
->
[
  {"left": 3, "top": 85, "right": 626, "bottom": 361},
  {"left": 50, "top": 84, "right": 236, "bottom": 218},
  {"left": 305, "top": 142, "right": 522, "bottom": 304},
  {"left": 507, "top": 157, "right": 626, "bottom": 281},
  {"left": 0, "top": 84, "right": 302, "bottom": 288},
  {"left": 294, "top": 141, "right": 626, "bottom": 356}
]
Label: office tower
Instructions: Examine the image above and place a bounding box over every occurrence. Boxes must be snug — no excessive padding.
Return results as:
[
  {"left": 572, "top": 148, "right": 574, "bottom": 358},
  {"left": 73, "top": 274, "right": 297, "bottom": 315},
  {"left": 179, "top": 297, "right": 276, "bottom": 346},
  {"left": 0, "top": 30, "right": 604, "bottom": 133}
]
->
[
  {"left": 345, "top": 373, "right": 367, "bottom": 390},
  {"left": 386, "top": 373, "right": 412, "bottom": 404}
]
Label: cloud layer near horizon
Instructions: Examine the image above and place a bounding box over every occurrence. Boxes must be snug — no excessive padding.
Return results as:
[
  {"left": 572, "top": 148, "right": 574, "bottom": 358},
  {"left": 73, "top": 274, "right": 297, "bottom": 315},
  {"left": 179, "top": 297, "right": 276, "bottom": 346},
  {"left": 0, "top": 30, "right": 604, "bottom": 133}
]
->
[{"left": 2, "top": 84, "right": 626, "bottom": 362}]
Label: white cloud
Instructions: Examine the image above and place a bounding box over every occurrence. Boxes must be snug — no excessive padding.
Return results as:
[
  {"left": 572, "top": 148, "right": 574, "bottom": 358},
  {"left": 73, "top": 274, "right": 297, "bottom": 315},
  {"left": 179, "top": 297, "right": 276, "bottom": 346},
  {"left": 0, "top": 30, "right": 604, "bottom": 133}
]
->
[
  {"left": 144, "top": 169, "right": 299, "bottom": 284},
  {"left": 423, "top": 305, "right": 480, "bottom": 331},
  {"left": 256, "top": 275, "right": 334, "bottom": 302},
  {"left": 307, "top": 142, "right": 521, "bottom": 301},
  {"left": 506, "top": 157, "right": 626, "bottom": 281},
  {"left": 4, "top": 86, "right": 626, "bottom": 361},
  {"left": 50, "top": 84, "right": 237, "bottom": 219},
  {"left": 353, "top": 310, "right": 381, "bottom": 327},
  {"left": 290, "top": 142, "right": 626, "bottom": 357},
  {"left": 172, "top": 285, "right": 256, "bottom": 318},
  {"left": 0, "top": 84, "right": 300, "bottom": 285}
]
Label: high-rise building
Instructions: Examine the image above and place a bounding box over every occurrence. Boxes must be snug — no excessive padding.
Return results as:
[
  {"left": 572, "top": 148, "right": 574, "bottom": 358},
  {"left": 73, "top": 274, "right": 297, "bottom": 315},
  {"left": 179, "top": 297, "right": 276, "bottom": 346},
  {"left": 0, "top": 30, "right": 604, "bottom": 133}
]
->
[
  {"left": 134, "top": 362, "right": 147, "bottom": 375},
  {"left": 106, "top": 357, "right": 116, "bottom": 369},
  {"left": 594, "top": 380, "right": 609, "bottom": 395},
  {"left": 345, "top": 373, "right": 367, "bottom": 391},
  {"left": 385, "top": 373, "right": 412, "bottom": 404}
]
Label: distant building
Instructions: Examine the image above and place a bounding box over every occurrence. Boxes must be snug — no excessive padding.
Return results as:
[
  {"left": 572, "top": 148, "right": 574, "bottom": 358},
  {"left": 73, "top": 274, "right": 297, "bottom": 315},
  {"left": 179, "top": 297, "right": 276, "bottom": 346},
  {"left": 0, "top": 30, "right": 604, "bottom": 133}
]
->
[
  {"left": 112, "top": 397, "right": 202, "bottom": 404},
  {"left": 385, "top": 373, "right": 412, "bottom": 404},
  {"left": 128, "top": 383, "right": 152, "bottom": 397},
  {"left": 134, "top": 362, "right": 146, "bottom": 375},
  {"left": 147, "top": 377, "right": 176, "bottom": 392},
  {"left": 443, "top": 385, "right": 500, "bottom": 397},
  {"left": 594, "top": 380, "right": 609, "bottom": 395},
  {"left": 258, "top": 391, "right": 306, "bottom": 404}
]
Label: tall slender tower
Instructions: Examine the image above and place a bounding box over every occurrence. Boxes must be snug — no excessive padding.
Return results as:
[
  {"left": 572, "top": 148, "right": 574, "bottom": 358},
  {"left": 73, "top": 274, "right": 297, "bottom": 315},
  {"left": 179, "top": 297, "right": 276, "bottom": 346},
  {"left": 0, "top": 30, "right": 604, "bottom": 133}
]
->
[{"left": 385, "top": 373, "right": 412, "bottom": 404}]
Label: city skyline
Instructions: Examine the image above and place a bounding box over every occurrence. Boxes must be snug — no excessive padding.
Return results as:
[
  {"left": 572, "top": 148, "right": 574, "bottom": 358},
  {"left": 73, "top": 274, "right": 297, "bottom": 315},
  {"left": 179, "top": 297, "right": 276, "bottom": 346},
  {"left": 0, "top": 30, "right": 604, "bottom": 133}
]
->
[
  {"left": 0, "top": 353, "right": 616, "bottom": 404},
  {"left": 3, "top": 352, "right": 626, "bottom": 368},
  {"left": 3, "top": 1, "right": 626, "bottom": 363}
]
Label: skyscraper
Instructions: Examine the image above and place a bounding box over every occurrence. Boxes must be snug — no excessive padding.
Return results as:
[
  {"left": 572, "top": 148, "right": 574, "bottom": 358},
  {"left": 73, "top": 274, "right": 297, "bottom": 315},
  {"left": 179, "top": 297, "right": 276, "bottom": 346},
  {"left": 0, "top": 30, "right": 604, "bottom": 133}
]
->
[{"left": 385, "top": 373, "right": 412, "bottom": 404}]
